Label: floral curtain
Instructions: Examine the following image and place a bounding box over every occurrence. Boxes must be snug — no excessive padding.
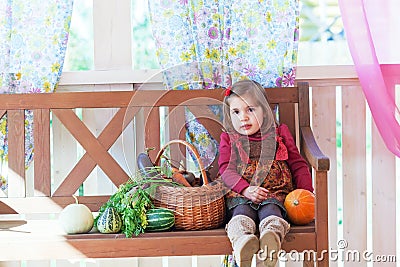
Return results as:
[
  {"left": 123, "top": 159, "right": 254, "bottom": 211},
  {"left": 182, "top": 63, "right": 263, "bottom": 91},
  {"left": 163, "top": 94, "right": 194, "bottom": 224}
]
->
[
  {"left": 149, "top": 1, "right": 299, "bottom": 265},
  {"left": 148, "top": 0, "right": 299, "bottom": 171},
  {"left": 0, "top": 0, "right": 74, "bottom": 191},
  {"left": 338, "top": 0, "right": 400, "bottom": 157}
]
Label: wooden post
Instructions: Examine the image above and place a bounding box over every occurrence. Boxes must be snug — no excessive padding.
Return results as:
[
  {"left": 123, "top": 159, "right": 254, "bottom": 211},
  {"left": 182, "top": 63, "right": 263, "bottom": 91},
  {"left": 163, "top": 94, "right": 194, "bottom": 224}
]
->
[
  {"left": 7, "top": 110, "right": 26, "bottom": 197},
  {"left": 342, "top": 85, "right": 367, "bottom": 266},
  {"left": 33, "top": 109, "right": 51, "bottom": 196},
  {"left": 312, "top": 85, "right": 338, "bottom": 267}
]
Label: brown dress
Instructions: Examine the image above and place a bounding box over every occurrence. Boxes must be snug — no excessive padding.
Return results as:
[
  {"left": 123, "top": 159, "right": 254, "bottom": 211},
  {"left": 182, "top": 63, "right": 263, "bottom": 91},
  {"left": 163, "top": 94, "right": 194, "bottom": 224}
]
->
[{"left": 225, "top": 136, "right": 294, "bottom": 214}]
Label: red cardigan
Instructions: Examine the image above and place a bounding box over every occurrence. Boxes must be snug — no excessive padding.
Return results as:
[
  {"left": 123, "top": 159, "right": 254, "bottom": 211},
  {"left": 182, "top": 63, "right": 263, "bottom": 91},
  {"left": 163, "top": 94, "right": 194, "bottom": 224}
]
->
[{"left": 218, "top": 124, "right": 313, "bottom": 194}]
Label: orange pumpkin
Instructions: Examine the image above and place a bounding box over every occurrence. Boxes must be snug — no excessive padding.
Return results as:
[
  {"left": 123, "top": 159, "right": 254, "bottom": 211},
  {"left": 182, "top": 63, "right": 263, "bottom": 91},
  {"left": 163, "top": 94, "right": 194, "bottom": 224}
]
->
[{"left": 284, "top": 189, "right": 315, "bottom": 225}]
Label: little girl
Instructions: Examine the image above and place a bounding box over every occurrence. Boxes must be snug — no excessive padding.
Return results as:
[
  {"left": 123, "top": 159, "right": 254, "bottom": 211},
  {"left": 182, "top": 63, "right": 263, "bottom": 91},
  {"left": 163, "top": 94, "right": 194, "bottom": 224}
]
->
[{"left": 219, "top": 80, "right": 313, "bottom": 267}]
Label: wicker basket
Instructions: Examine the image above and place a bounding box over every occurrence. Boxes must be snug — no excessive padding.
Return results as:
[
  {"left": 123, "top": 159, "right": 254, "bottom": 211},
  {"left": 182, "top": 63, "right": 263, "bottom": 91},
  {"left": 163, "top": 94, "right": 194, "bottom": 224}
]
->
[{"left": 151, "top": 140, "right": 226, "bottom": 230}]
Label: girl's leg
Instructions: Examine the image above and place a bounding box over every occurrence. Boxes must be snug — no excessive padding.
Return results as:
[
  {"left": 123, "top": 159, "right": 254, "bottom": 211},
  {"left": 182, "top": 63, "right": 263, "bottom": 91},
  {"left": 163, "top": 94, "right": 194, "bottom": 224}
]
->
[
  {"left": 258, "top": 204, "right": 290, "bottom": 267},
  {"left": 232, "top": 204, "right": 258, "bottom": 222},
  {"left": 226, "top": 205, "right": 259, "bottom": 267},
  {"left": 258, "top": 203, "right": 283, "bottom": 221}
]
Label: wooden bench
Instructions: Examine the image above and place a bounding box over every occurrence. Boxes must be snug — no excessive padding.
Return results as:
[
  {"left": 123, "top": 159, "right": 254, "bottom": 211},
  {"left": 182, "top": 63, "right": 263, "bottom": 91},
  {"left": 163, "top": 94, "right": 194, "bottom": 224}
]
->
[{"left": 0, "top": 82, "right": 329, "bottom": 266}]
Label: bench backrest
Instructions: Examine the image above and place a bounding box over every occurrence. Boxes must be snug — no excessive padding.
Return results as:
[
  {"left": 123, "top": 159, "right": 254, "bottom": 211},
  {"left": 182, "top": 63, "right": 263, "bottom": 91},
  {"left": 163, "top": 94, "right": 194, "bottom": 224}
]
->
[{"left": 0, "top": 83, "right": 310, "bottom": 214}]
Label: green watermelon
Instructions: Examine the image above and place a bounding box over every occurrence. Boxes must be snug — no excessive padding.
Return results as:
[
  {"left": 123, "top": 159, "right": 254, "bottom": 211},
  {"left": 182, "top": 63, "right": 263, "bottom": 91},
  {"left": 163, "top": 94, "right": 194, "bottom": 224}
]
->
[
  {"left": 97, "top": 207, "right": 122, "bottom": 234},
  {"left": 145, "top": 208, "right": 175, "bottom": 232}
]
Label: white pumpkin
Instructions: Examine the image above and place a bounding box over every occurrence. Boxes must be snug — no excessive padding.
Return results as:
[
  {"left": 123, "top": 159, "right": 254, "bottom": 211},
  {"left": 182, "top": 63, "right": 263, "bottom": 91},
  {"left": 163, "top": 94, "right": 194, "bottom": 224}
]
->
[{"left": 59, "top": 195, "right": 94, "bottom": 234}]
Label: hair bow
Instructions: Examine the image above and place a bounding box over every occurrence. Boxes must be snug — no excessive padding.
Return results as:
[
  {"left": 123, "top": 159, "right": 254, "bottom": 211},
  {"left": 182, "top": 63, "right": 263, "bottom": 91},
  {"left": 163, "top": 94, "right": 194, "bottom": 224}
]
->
[{"left": 225, "top": 86, "right": 232, "bottom": 96}]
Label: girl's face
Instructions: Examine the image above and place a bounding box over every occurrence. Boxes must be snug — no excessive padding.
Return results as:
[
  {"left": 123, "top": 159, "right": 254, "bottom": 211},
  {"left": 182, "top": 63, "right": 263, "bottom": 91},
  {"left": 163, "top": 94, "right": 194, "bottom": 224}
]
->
[{"left": 228, "top": 94, "right": 264, "bottom": 136}]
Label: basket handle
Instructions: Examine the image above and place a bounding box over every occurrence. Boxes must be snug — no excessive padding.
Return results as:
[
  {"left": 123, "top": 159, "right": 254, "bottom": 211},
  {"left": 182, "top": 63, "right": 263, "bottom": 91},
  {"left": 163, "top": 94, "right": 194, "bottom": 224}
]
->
[{"left": 154, "top": 140, "right": 209, "bottom": 185}]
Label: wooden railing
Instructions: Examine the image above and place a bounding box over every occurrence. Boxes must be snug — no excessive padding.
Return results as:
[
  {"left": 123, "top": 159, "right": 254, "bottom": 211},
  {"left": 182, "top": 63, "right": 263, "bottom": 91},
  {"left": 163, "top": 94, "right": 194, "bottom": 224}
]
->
[{"left": 303, "top": 78, "right": 397, "bottom": 267}]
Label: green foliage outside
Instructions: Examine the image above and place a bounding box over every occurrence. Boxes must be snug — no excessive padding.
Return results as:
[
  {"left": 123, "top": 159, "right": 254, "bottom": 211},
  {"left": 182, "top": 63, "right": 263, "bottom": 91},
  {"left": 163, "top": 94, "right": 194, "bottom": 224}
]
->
[
  {"left": 64, "top": 0, "right": 346, "bottom": 71},
  {"left": 300, "top": 0, "right": 344, "bottom": 41},
  {"left": 131, "top": 1, "right": 159, "bottom": 69},
  {"left": 63, "top": 0, "right": 94, "bottom": 71}
]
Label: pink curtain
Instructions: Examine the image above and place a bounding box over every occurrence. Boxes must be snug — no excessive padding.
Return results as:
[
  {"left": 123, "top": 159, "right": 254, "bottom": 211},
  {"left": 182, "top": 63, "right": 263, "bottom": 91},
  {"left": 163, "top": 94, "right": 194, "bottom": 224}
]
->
[{"left": 338, "top": 0, "right": 400, "bottom": 157}]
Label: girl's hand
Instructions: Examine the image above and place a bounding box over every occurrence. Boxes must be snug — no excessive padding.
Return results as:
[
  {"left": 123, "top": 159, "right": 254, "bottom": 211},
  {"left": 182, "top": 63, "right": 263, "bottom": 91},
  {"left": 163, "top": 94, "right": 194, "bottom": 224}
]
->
[{"left": 242, "top": 186, "right": 269, "bottom": 204}]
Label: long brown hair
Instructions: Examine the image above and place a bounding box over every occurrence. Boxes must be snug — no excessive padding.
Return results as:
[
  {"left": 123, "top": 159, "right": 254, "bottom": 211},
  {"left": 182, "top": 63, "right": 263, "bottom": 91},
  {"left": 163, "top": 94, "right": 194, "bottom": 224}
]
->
[{"left": 222, "top": 79, "right": 276, "bottom": 135}]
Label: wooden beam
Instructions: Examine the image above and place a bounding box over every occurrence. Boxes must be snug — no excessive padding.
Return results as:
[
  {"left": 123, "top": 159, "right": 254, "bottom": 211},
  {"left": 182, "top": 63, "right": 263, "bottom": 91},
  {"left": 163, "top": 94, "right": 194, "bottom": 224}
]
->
[
  {"left": 144, "top": 107, "right": 161, "bottom": 161},
  {"left": 52, "top": 109, "right": 130, "bottom": 187},
  {"left": 0, "top": 196, "right": 109, "bottom": 213},
  {"left": 7, "top": 110, "right": 26, "bottom": 197},
  {"left": 33, "top": 109, "right": 51, "bottom": 196},
  {"left": 0, "top": 220, "right": 315, "bottom": 260},
  {"left": 0, "top": 109, "right": 6, "bottom": 118},
  {"left": 53, "top": 107, "right": 139, "bottom": 196},
  {"left": 0, "top": 88, "right": 298, "bottom": 110},
  {"left": 93, "top": 0, "right": 132, "bottom": 70}
]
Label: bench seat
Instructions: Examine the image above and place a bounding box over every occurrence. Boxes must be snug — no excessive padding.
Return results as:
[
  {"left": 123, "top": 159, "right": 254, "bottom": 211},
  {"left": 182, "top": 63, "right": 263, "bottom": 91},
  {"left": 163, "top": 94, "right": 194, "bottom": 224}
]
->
[{"left": 0, "top": 216, "right": 315, "bottom": 260}]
